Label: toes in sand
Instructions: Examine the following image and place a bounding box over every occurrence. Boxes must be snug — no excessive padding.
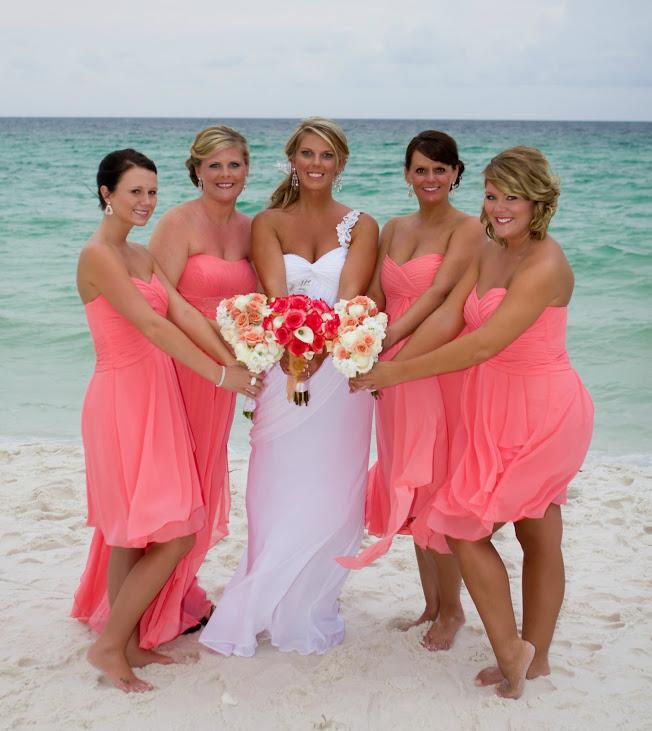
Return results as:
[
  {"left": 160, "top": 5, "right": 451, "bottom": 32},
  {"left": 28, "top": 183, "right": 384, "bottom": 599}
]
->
[
  {"left": 88, "top": 642, "right": 153, "bottom": 693},
  {"left": 495, "top": 640, "right": 535, "bottom": 700},
  {"left": 421, "top": 612, "right": 465, "bottom": 651}
]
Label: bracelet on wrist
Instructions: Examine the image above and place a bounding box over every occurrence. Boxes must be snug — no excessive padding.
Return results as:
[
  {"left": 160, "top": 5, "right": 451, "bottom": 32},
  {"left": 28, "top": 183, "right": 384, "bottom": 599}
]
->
[{"left": 216, "top": 365, "right": 226, "bottom": 388}]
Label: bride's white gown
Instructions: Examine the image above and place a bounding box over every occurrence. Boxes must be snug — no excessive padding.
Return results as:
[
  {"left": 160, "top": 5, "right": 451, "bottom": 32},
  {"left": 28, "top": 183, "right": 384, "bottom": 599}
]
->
[{"left": 200, "top": 210, "right": 373, "bottom": 656}]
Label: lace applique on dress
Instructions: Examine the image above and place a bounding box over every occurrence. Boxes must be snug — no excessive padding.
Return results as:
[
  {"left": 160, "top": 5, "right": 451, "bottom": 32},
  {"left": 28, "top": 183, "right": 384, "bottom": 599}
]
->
[{"left": 336, "top": 210, "right": 361, "bottom": 249}]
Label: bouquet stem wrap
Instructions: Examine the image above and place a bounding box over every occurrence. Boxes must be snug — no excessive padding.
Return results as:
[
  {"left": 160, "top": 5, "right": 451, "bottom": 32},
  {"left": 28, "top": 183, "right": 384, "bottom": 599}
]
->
[{"left": 287, "top": 354, "right": 310, "bottom": 405}]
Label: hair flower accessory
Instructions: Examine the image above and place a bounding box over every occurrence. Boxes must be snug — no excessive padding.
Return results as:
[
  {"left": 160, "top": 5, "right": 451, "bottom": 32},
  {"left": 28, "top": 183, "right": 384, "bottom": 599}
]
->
[{"left": 274, "top": 160, "right": 291, "bottom": 175}]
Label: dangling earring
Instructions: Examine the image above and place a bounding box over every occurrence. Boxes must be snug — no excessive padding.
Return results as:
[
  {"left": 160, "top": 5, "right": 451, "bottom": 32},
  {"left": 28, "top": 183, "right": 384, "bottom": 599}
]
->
[
  {"left": 242, "top": 180, "right": 247, "bottom": 192},
  {"left": 334, "top": 173, "right": 343, "bottom": 193},
  {"left": 407, "top": 184, "right": 414, "bottom": 198},
  {"left": 291, "top": 169, "right": 299, "bottom": 189},
  {"left": 104, "top": 202, "right": 113, "bottom": 216},
  {"left": 198, "top": 178, "right": 204, "bottom": 191},
  {"left": 449, "top": 181, "right": 456, "bottom": 193}
]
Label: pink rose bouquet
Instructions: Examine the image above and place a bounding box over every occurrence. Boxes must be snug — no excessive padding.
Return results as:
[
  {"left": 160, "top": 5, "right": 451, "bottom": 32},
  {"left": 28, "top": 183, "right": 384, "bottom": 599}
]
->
[
  {"left": 263, "top": 295, "right": 340, "bottom": 405},
  {"left": 216, "top": 293, "right": 284, "bottom": 418}
]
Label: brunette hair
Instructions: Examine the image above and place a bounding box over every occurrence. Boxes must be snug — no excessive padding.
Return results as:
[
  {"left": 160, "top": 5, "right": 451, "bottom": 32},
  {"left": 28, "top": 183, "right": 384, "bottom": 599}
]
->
[
  {"left": 185, "top": 125, "right": 249, "bottom": 187},
  {"left": 481, "top": 146, "right": 560, "bottom": 245},
  {"left": 96, "top": 149, "right": 156, "bottom": 210},
  {"left": 269, "top": 117, "right": 349, "bottom": 209},
  {"left": 404, "top": 130, "right": 465, "bottom": 189}
]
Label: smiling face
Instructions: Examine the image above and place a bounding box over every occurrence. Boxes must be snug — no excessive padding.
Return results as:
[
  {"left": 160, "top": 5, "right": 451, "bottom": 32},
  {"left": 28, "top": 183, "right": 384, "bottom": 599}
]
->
[
  {"left": 101, "top": 166, "right": 157, "bottom": 226},
  {"left": 405, "top": 150, "right": 458, "bottom": 203},
  {"left": 291, "top": 132, "right": 341, "bottom": 192},
  {"left": 196, "top": 145, "right": 248, "bottom": 203},
  {"left": 483, "top": 181, "right": 535, "bottom": 243}
]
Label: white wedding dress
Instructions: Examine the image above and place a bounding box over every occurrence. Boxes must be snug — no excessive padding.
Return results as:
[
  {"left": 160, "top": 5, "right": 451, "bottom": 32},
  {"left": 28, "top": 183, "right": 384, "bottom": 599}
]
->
[{"left": 200, "top": 210, "right": 373, "bottom": 656}]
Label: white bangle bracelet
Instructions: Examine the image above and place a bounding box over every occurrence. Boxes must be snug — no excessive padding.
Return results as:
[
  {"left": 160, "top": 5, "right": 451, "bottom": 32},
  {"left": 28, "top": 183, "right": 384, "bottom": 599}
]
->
[{"left": 216, "top": 365, "right": 226, "bottom": 388}]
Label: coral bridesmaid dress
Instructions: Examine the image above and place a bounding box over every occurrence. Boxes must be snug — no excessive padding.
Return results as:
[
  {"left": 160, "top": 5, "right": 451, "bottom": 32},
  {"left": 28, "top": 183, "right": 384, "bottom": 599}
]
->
[
  {"left": 173, "top": 255, "right": 257, "bottom": 622},
  {"left": 341, "top": 254, "right": 449, "bottom": 569},
  {"left": 412, "top": 286, "right": 594, "bottom": 552},
  {"left": 71, "top": 275, "right": 207, "bottom": 647}
]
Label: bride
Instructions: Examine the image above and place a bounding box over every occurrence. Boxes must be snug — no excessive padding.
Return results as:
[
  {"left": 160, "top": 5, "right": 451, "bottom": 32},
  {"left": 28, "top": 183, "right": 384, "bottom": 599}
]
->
[{"left": 200, "top": 117, "right": 378, "bottom": 656}]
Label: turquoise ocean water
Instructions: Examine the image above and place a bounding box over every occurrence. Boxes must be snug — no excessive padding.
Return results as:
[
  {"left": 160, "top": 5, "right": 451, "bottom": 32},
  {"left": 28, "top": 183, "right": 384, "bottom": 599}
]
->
[{"left": 0, "top": 118, "right": 650, "bottom": 461}]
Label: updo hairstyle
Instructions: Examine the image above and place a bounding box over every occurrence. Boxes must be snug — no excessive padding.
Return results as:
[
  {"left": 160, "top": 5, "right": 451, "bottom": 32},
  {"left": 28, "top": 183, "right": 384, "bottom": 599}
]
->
[
  {"left": 404, "top": 130, "right": 465, "bottom": 189},
  {"left": 185, "top": 125, "right": 250, "bottom": 187},
  {"left": 96, "top": 149, "right": 157, "bottom": 210}
]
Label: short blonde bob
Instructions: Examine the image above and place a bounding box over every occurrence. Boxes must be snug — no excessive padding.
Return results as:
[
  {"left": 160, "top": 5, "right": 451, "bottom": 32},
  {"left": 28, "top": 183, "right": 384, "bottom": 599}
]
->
[
  {"left": 269, "top": 117, "right": 349, "bottom": 210},
  {"left": 185, "top": 125, "right": 249, "bottom": 187},
  {"left": 481, "top": 146, "right": 560, "bottom": 245}
]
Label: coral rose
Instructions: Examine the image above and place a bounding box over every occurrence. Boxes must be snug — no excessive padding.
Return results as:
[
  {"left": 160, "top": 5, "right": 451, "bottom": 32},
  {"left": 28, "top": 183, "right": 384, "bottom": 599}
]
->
[{"left": 285, "top": 309, "right": 306, "bottom": 329}]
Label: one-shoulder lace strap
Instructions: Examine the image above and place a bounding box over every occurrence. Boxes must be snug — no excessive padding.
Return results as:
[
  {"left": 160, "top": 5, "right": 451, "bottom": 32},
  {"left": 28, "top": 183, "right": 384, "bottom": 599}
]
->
[{"left": 336, "top": 209, "right": 361, "bottom": 250}]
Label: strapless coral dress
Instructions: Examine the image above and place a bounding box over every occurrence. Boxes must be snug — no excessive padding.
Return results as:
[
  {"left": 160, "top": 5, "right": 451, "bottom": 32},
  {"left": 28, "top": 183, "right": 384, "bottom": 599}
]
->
[
  {"left": 342, "top": 254, "right": 449, "bottom": 569},
  {"left": 174, "top": 254, "right": 257, "bottom": 622},
  {"left": 71, "top": 275, "right": 207, "bottom": 647},
  {"left": 412, "top": 287, "right": 594, "bottom": 553}
]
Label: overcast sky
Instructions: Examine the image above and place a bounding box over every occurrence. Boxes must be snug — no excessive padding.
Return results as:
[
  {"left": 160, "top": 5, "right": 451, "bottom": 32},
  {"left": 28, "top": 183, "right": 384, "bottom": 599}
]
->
[{"left": 2, "top": 0, "right": 650, "bottom": 120}]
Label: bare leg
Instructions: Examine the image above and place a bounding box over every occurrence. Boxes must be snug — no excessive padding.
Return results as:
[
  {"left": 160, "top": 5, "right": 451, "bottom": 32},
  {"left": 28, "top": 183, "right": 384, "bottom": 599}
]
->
[
  {"left": 421, "top": 550, "right": 465, "bottom": 651},
  {"left": 475, "top": 506, "right": 564, "bottom": 686},
  {"left": 449, "top": 535, "right": 534, "bottom": 700},
  {"left": 106, "top": 547, "right": 175, "bottom": 668},
  {"left": 87, "top": 534, "right": 195, "bottom": 691},
  {"left": 392, "top": 543, "right": 440, "bottom": 630}
]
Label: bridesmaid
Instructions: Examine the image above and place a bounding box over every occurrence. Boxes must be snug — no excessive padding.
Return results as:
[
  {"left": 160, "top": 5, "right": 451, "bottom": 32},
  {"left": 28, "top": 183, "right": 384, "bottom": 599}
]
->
[
  {"left": 353, "top": 147, "right": 594, "bottom": 699},
  {"left": 345, "top": 131, "right": 484, "bottom": 652},
  {"left": 149, "top": 126, "right": 256, "bottom": 631},
  {"left": 72, "top": 149, "right": 260, "bottom": 692}
]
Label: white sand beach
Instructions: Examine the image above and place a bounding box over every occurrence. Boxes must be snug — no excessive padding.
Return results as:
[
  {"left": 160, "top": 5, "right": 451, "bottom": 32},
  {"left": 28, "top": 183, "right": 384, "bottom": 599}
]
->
[{"left": 1, "top": 443, "right": 651, "bottom": 730}]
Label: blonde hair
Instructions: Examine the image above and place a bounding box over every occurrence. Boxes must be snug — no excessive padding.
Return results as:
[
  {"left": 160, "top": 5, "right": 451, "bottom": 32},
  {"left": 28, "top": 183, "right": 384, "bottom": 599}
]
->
[
  {"left": 269, "top": 117, "right": 349, "bottom": 209},
  {"left": 185, "top": 125, "right": 249, "bottom": 187},
  {"left": 481, "top": 146, "right": 560, "bottom": 246}
]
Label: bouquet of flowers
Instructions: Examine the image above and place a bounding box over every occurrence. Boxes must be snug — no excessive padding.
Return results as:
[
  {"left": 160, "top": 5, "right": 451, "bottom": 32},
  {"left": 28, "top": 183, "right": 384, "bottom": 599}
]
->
[
  {"left": 216, "top": 293, "right": 284, "bottom": 418},
  {"left": 264, "top": 294, "right": 340, "bottom": 405},
  {"left": 331, "top": 296, "right": 388, "bottom": 397}
]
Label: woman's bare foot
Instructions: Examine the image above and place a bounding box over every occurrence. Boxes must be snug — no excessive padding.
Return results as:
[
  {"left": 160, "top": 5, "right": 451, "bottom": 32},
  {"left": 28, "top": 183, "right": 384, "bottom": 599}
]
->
[
  {"left": 389, "top": 605, "right": 439, "bottom": 632},
  {"left": 88, "top": 641, "right": 153, "bottom": 693},
  {"left": 475, "top": 654, "right": 550, "bottom": 686},
  {"left": 421, "top": 610, "right": 465, "bottom": 651},
  {"left": 495, "top": 640, "right": 535, "bottom": 700},
  {"left": 126, "top": 646, "right": 175, "bottom": 668}
]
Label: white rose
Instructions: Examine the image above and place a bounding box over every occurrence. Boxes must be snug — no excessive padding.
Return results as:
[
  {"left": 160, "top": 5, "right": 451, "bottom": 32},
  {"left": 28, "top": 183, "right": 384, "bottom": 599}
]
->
[{"left": 234, "top": 295, "right": 249, "bottom": 311}]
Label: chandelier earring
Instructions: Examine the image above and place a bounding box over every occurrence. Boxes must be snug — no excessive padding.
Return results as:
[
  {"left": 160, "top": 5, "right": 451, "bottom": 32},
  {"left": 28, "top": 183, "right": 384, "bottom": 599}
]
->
[
  {"left": 291, "top": 168, "right": 299, "bottom": 189},
  {"left": 198, "top": 177, "right": 204, "bottom": 191},
  {"left": 104, "top": 202, "right": 113, "bottom": 216},
  {"left": 407, "top": 184, "right": 414, "bottom": 198},
  {"left": 334, "top": 172, "right": 343, "bottom": 193}
]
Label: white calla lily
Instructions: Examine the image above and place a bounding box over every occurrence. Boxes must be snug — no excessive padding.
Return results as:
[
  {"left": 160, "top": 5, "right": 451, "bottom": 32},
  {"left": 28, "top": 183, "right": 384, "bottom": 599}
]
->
[{"left": 294, "top": 326, "right": 315, "bottom": 344}]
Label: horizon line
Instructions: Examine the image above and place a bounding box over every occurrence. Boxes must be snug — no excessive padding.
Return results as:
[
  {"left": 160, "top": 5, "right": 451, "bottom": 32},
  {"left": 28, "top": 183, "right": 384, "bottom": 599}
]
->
[{"left": 1, "top": 115, "right": 650, "bottom": 124}]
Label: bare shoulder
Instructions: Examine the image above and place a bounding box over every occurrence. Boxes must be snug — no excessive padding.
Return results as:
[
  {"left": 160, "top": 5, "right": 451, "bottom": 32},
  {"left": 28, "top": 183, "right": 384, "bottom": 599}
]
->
[
  {"left": 354, "top": 211, "right": 379, "bottom": 236},
  {"left": 253, "top": 207, "right": 283, "bottom": 229},
  {"left": 519, "top": 236, "right": 574, "bottom": 301},
  {"left": 454, "top": 213, "right": 484, "bottom": 236},
  {"left": 381, "top": 213, "right": 413, "bottom": 238},
  {"left": 528, "top": 236, "right": 570, "bottom": 271},
  {"left": 154, "top": 201, "right": 195, "bottom": 232}
]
